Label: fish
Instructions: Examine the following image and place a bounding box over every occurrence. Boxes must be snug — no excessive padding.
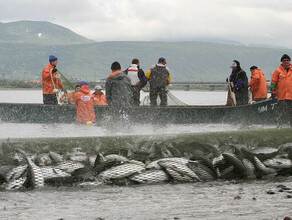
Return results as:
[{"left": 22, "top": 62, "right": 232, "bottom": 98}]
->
[
  {"left": 263, "top": 158, "right": 292, "bottom": 169},
  {"left": 5, "top": 177, "right": 27, "bottom": 191},
  {"left": 26, "top": 156, "right": 44, "bottom": 189},
  {"left": 130, "top": 169, "right": 169, "bottom": 184},
  {"left": 158, "top": 160, "right": 201, "bottom": 182},
  {"left": 242, "top": 158, "right": 256, "bottom": 179},
  {"left": 104, "top": 154, "right": 129, "bottom": 162},
  {"left": 55, "top": 161, "right": 85, "bottom": 173},
  {"left": 41, "top": 167, "right": 71, "bottom": 180},
  {"left": 94, "top": 158, "right": 125, "bottom": 176},
  {"left": 36, "top": 153, "right": 52, "bottom": 166},
  {"left": 94, "top": 153, "right": 106, "bottom": 168},
  {"left": 251, "top": 147, "right": 279, "bottom": 161},
  {"left": 222, "top": 153, "right": 245, "bottom": 174},
  {"left": 164, "top": 167, "right": 193, "bottom": 182},
  {"left": 98, "top": 163, "right": 145, "bottom": 180},
  {"left": 49, "top": 151, "right": 63, "bottom": 163},
  {"left": 187, "top": 161, "right": 216, "bottom": 181},
  {"left": 5, "top": 165, "right": 28, "bottom": 182},
  {"left": 253, "top": 156, "right": 277, "bottom": 176},
  {"left": 146, "top": 157, "right": 190, "bottom": 170}
]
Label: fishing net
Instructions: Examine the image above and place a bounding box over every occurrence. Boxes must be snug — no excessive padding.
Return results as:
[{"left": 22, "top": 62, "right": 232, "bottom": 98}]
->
[{"left": 141, "top": 90, "right": 188, "bottom": 106}]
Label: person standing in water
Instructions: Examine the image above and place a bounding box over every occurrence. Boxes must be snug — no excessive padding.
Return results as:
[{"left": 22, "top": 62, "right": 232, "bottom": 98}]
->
[{"left": 73, "top": 81, "right": 95, "bottom": 124}]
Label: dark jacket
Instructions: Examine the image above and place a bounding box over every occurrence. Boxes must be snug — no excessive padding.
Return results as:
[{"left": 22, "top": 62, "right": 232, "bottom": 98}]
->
[
  {"left": 105, "top": 70, "right": 133, "bottom": 108},
  {"left": 230, "top": 69, "right": 249, "bottom": 105},
  {"left": 146, "top": 64, "right": 171, "bottom": 88}
]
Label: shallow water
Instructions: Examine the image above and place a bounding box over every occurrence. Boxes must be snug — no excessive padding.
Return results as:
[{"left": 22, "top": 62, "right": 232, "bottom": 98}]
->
[
  {"left": 1, "top": 178, "right": 292, "bottom": 220},
  {"left": 0, "top": 89, "right": 289, "bottom": 220}
]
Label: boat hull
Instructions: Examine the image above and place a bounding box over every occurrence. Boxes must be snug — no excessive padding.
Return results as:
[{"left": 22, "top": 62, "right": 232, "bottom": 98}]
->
[{"left": 0, "top": 99, "right": 278, "bottom": 124}]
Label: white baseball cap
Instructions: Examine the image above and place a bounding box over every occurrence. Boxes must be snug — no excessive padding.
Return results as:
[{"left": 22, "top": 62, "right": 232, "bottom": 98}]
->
[{"left": 95, "top": 85, "right": 102, "bottom": 90}]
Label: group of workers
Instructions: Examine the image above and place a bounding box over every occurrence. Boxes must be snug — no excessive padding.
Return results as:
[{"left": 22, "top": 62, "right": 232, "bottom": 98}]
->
[
  {"left": 42, "top": 55, "right": 171, "bottom": 124},
  {"left": 42, "top": 53, "right": 292, "bottom": 127},
  {"left": 228, "top": 54, "right": 292, "bottom": 126}
]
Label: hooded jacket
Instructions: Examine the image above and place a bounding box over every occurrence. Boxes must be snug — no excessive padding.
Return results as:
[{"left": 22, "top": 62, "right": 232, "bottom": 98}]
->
[
  {"left": 105, "top": 70, "right": 133, "bottom": 108},
  {"left": 271, "top": 64, "right": 292, "bottom": 100},
  {"left": 42, "top": 64, "right": 64, "bottom": 94},
  {"left": 92, "top": 92, "right": 107, "bottom": 105},
  {"left": 248, "top": 69, "right": 268, "bottom": 100},
  {"left": 73, "top": 85, "right": 95, "bottom": 123}
]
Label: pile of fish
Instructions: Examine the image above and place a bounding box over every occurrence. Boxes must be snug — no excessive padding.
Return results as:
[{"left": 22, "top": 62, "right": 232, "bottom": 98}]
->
[{"left": 1, "top": 143, "right": 292, "bottom": 190}]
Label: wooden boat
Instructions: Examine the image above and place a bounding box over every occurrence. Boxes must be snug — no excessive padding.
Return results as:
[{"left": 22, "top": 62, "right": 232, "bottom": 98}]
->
[{"left": 0, "top": 99, "right": 278, "bottom": 124}]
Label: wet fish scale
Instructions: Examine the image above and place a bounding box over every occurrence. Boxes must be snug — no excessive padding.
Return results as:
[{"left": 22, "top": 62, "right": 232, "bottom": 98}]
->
[
  {"left": 5, "top": 177, "right": 27, "bottom": 190},
  {"left": 55, "top": 161, "right": 85, "bottom": 173},
  {"left": 27, "top": 157, "right": 44, "bottom": 189},
  {"left": 146, "top": 157, "right": 189, "bottom": 170},
  {"left": 130, "top": 170, "right": 169, "bottom": 184},
  {"left": 41, "top": 167, "right": 71, "bottom": 179},
  {"left": 263, "top": 158, "right": 292, "bottom": 169},
  {"left": 5, "top": 165, "right": 28, "bottom": 182},
  {"left": 98, "top": 163, "right": 145, "bottom": 180},
  {"left": 158, "top": 160, "right": 201, "bottom": 181}
]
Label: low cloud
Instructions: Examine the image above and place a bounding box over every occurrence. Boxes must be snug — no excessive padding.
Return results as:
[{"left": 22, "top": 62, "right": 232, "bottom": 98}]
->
[{"left": 1, "top": 0, "right": 292, "bottom": 48}]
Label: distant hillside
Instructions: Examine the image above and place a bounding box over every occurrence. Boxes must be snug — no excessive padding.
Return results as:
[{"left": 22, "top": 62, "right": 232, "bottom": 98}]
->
[
  {"left": 0, "top": 20, "right": 95, "bottom": 45},
  {"left": 0, "top": 21, "right": 291, "bottom": 82}
]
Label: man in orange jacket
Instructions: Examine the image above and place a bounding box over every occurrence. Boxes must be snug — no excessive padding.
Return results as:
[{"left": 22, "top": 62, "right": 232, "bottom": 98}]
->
[
  {"left": 59, "top": 85, "right": 80, "bottom": 104},
  {"left": 73, "top": 81, "right": 96, "bottom": 124},
  {"left": 42, "top": 55, "right": 64, "bottom": 104},
  {"left": 92, "top": 85, "right": 107, "bottom": 105},
  {"left": 271, "top": 54, "right": 292, "bottom": 127},
  {"left": 248, "top": 66, "right": 267, "bottom": 102}
]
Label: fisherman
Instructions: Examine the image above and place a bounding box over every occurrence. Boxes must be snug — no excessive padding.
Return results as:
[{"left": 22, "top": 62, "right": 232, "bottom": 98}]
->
[
  {"left": 271, "top": 54, "right": 292, "bottom": 127},
  {"left": 42, "top": 55, "right": 64, "bottom": 104},
  {"left": 124, "top": 58, "right": 147, "bottom": 106},
  {"left": 146, "top": 57, "right": 171, "bottom": 106},
  {"left": 92, "top": 85, "right": 107, "bottom": 105},
  {"left": 248, "top": 66, "right": 267, "bottom": 102},
  {"left": 59, "top": 84, "right": 80, "bottom": 104},
  {"left": 105, "top": 61, "right": 133, "bottom": 109},
  {"left": 73, "top": 81, "right": 95, "bottom": 124},
  {"left": 227, "top": 60, "right": 249, "bottom": 105}
]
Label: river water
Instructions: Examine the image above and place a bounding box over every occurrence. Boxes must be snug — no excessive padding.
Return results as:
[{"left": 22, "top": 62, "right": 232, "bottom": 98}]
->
[{"left": 1, "top": 89, "right": 291, "bottom": 220}]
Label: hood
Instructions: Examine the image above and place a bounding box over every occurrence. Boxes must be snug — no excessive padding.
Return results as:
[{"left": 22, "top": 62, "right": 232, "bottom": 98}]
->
[
  {"left": 256, "top": 69, "right": 265, "bottom": 76},
  {"left": 80, "top": 85, "right": 91, "bottom": 94},
  {"left": 109, "top": 71, "right": 127, "bottom": 80}
]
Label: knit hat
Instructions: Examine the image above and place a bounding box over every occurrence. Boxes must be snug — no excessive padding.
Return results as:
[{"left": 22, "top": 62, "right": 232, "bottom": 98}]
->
[
  {"left": 79, "top": 81, "right": 88, "bottom": 87},
  {"left": 49, "top": 55, "right": 58, "bottom": 62},
  {"left": 280, "top": 54, "right": 291, "bottom": 62},
  {"left": 158, "top": 57, "right": 166, "bottom": 63}
]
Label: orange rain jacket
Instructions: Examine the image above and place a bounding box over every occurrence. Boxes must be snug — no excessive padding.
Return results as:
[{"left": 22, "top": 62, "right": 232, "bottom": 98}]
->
[
  {"left": 73, "top": 85, "right": 96, "bottom": 123},
  {"left": 59, "top": 92, "right": 76, "bottom": 104},
  {"left": 248, "top": 69, "right": 267, "bottom": 100},
  {"left": 42, "top": 64, "right": 64, "bottom": 94},
  {"left": 92, "top": 92, "right": 107, "bottom": 105},
  {"left": 271, "top": 64, "right": 292, "bottom": 100}
]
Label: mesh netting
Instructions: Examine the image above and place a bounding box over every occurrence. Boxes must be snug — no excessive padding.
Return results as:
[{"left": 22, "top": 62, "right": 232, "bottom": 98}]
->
[{"left": 141, "top": 91, "right": 188, "bottom": 106}]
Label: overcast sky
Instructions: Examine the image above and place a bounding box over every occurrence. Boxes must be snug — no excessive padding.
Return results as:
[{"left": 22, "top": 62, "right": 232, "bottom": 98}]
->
[{"left": 1, "top": 0, "right": 292, "bottom": 48}]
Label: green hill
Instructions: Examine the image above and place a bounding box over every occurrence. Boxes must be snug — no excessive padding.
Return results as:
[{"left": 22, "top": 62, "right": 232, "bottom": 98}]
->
[
  {"left": 0, "top": 20, "right": 94, "bottom": 45},
  {"left": 0, "top": 21, "right": 291, "bottom": 82}
]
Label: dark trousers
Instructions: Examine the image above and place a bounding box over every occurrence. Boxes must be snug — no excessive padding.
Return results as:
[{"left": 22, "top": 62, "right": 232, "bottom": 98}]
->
[
  {"left": 150, "top": 87, "right": 167, "bottom": 106},
  {"left": 276, "top": 100, "right": 292, "bottom": 127},
  {"left": 235, "top": 91, "right": 248, "bottom": 106},
  {"left": 131, "top": 85, "right": 141, "bottom": 106},
  {"left": 43, "top": 94, "right": 58, "bottom": 104}
]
